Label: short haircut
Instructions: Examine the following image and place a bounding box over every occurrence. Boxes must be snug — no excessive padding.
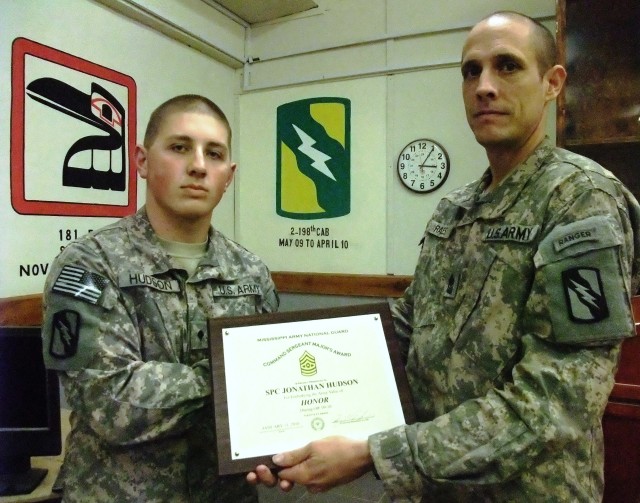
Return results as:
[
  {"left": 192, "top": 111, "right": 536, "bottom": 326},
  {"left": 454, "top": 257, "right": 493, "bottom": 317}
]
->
[
  {"left": 143, "top": 94, "right": 232, "bottom": 148},
  {"left": 480, "top": 11, "right": 558, "bottom": 75}
]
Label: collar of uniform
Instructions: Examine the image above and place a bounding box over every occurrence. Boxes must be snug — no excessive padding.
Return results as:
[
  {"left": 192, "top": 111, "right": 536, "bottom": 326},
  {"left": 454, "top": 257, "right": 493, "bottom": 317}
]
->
[
  {"left": 441, "top": 176, "right": 482, "bottom": 212},
  {"left": 122, "top": 208, "right": 174, "bottom": 275},
  {"left": 123, "top": 208, "right": 218, "bottom": 277},
  {"left": 192, "top": 229, "right": 238, "bottom": 282},
  {"left": 123, "top": 209, "right": 251, "bottom": 283},
  {"left": 460, "top": 136, "right": 555, "bottom": 223}
]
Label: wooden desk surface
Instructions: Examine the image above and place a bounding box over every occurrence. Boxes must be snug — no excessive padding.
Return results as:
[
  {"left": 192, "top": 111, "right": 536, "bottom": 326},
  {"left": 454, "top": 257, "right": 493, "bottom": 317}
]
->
[{"left": 0, "top": 410, "right": 70, "bottom": 503}]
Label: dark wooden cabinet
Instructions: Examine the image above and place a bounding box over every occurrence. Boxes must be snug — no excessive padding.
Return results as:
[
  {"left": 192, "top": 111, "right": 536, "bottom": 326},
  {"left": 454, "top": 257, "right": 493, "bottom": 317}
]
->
[
  {"left": 602, "top": 297, "right": 640, "bottom": 503},
  {"left": 556, "top": 2, "right": 640, "bottom": 501},
  {"left": 604, "top": 324, "right": 640, "bottom": 503},
  {"left": 556, "top": 0, "right": 640, "bottom": 200},
  {"left": 603, "top": 400, "right": 640, "bottom": 503}
]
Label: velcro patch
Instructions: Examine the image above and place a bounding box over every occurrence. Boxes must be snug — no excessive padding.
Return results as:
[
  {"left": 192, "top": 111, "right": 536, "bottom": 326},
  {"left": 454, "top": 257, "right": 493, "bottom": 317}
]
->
[
  {"left": 53, "top": 265, "right": 108, "bottom": 304},
  {"left": 119, "top": 273, "right": 180, "bottom": 292},
  {"left": 534, "top": 215, "right": 622, "bottom": 267},
  {"left": 543, "top": 247, "right": 633, "bottom": 344},
  {"left": 483, "top": 225, "right": 539, "bottom": 243},
  {"left": 213, "top": 283, "right": 262, "bottom": 297},
  {"left": 49, "top": 310, "right": 80, "bottom": 359},
  {"left": 554, "top": 227, "right": 598, "bottom": 252},
  {"left": 427, "top": 220, "right": 453, "bottom": 239},
  {"left": 443, "top": 272, "right": 460, "bottom": 299},
  {"left": 562, "top": 267, "right": 609, "bottom": 323},
  {"left": 190, "top": 317, "right": 209, "bottom": 351}
]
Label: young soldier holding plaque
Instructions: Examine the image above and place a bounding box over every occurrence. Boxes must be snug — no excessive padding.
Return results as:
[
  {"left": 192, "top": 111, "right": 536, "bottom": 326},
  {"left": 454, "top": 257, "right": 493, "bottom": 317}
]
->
[{"left": 42, "top": 95, "right": 279, "bottom": 502}]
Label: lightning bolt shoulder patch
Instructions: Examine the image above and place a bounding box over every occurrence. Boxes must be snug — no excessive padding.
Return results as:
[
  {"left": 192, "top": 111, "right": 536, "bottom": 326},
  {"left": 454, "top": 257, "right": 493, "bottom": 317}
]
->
[
  {"left": 534, "top": 216, "right": 634, "bottom": 345},
  {"left": 561, "top": 267, "right": 609, "bottom": 322},
  {"left": 50, "top": 310, "right": 80, "bottom": 359}
]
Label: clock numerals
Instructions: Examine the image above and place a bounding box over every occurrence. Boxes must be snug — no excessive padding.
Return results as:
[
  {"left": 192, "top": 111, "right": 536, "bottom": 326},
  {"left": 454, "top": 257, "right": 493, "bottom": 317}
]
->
[{"left": 397, "top": 139, "right": 450, "bottom": 194}]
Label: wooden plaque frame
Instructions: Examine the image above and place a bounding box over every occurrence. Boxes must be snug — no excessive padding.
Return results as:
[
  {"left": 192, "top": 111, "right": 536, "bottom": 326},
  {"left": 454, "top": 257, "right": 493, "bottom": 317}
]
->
[{"left": 208, "top": 302, "right": 415, "bottom": 475}]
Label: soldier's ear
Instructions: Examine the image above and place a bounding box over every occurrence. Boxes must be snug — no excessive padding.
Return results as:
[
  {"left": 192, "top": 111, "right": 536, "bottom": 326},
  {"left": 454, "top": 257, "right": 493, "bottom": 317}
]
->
[
  {"left": 544, "top": 64, "right": 567, "bottom": 103},
  {"left": 136, "top": 145, "right": 149, "bottom": 179}
]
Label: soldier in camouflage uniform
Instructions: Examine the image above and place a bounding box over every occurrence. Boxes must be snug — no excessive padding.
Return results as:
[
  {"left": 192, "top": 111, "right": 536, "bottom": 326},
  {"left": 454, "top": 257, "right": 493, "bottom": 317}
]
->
[
  {"left": 42, "top": 95, "right": 278, "bottom": 502},
  {"left": 250, "top": 11, "right": 640, "bottom": 502}
]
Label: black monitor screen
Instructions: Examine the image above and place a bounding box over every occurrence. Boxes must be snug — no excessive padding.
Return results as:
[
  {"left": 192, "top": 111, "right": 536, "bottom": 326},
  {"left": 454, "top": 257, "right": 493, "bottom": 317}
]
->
[
  {"left": 0, "top": 326, "right": 61, "bottom": 496},
  {"left": 0, "top": 333, "right": 48, "bottom": 428}
]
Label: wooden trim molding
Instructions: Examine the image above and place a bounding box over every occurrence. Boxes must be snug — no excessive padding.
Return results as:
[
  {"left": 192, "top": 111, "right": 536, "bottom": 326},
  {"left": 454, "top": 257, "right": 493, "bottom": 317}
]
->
[
  {"left": 0, "top": 273, "right": 412, "bottom": 326},
  {"left": 271, "top": 272, "right": 412, "bottom": 298},
  {"left": 0, "top": 293, "right": 43, "bottom": 326},
  {"left": 0, "top": 281, "right": 636, "bottom": 329}
]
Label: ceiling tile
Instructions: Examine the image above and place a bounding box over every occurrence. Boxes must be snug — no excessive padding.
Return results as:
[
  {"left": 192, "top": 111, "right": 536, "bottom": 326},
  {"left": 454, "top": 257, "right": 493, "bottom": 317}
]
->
[{"left": 214, "top": 0, "right": 318, "bottom": 24}]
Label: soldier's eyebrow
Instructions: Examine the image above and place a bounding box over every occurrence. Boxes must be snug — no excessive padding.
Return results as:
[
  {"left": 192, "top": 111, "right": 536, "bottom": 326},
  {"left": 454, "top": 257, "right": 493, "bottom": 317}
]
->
[
  {"left": 166, "top": 135, "right": 227, "bottom": 149},
  {"left": 494, "top": 52, "right": 526, "bottom": 69},
  {"left": 166, "top": 134, "right": 194, "bottom": 143}
]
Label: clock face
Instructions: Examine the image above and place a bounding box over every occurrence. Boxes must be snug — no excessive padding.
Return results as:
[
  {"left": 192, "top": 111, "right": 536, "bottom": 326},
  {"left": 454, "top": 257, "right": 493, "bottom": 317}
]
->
[{"left": 397, "top": 139, "right": 450, "bottom": 193}]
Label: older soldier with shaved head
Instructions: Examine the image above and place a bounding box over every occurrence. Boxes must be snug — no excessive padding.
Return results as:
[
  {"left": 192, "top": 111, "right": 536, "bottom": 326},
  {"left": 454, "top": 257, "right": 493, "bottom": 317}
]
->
[{"left": 250, "top": 11, "right": 640, "bottom": 502}]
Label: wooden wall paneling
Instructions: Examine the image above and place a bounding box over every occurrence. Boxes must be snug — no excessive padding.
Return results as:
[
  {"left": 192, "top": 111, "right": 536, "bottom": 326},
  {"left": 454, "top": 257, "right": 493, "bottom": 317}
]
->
[
  {"left": 0, "top": 273, "right": 413, "bottom": 327},
  {"left": 603, "top": 401, "right": 640, "bottom": 502}
]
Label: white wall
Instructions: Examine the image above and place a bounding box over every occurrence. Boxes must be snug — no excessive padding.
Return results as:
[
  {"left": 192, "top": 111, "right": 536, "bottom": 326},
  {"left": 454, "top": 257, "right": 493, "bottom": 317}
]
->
[
  {"left": 0, "top": 0, "right": 559, "bottom": 298},
  {"left": 0, "top": 0, "right": 241, "bottom": 297},
  {"left": 238, "top": 0, "right": 557, "bottom": 275}
]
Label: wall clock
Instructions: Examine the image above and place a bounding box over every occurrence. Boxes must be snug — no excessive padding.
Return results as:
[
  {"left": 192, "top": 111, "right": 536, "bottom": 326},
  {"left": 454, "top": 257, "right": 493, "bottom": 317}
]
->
[{"left": 397, "top": 138, "right": 450, "bottom": 193}]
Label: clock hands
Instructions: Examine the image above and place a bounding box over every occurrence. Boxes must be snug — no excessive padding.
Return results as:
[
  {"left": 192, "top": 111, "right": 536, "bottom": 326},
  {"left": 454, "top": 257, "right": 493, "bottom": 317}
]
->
[
  {"left": 419, "top": 145, "right": 437, "bottom": 168},
  {"left": 398, "top": 139, "right": 449, "bottom": 193}
]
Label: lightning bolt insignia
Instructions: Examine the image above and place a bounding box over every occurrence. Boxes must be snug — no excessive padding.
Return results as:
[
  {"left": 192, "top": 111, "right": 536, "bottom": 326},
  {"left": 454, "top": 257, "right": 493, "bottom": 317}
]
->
[
  {"left": 292, "top": 124, "right": 336, "bottom": 181},
  {"left": 55, "top": 319, "right": 73, "bottom": 347},
  {"left": 50, "top": 310, "right": 80, "bottom": 359},
  {"left": 562, "top": 267, "right": 609, "bottom": 323},
  {"left": 570, "top": 279, "right": 599, "bottom": 309}
]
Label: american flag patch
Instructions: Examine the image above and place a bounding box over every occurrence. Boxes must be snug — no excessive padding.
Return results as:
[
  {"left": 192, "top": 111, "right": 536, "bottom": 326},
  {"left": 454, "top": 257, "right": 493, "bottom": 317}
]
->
[{"left": 52, "top": 265, "right": 108, "bottom": 304}]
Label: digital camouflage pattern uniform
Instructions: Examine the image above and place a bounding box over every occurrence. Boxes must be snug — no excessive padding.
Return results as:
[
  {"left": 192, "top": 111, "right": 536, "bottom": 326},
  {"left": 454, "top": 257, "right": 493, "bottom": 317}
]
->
[
  {"left": 42, "top": 208, "right": 279, "bottom": 503},
  {"left": 369, "top": 137, "right": 640, "bottom": 502}
]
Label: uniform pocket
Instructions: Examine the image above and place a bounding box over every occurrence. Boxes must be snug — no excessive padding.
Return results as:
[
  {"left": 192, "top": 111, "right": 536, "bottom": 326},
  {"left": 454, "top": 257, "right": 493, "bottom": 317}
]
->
[
  {"left": 449, "top": 246, "right": 497, "bottom": 343},
  {"left": 449, "top": 250, "right": 523, "bottom": 385}
]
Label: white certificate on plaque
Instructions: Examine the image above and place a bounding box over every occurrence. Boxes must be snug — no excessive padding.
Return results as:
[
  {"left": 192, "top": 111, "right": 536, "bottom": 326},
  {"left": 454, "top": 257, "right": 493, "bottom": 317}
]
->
[{"left": 208, "top": 302, "right": 414, "bottom": 474}]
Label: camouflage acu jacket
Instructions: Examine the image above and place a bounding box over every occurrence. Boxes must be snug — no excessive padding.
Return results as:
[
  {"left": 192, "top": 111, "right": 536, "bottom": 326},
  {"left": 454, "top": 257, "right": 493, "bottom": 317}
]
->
[
  {"left": 370, "top": 138, "right": 640, "bottom": 502},
  {"left": 42, "top": 208, "right": 279, "bottom": 503}
]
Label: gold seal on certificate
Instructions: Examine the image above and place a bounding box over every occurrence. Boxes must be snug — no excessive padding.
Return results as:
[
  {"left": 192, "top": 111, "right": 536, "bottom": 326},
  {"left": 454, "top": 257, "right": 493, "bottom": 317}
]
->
[{"left": 208, "top": 302, "right": 414, "bottom": 475}]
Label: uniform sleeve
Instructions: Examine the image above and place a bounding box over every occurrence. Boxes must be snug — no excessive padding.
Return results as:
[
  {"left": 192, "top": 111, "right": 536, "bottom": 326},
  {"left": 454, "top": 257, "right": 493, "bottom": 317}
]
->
[
  {"left": 42, "top": 242, "right": 210, "bottom": 447},
  {"left": 369, "top": 187, "right": 637, "bottom": 499},
  {"left": 260, "top": 266, "right": 280, "bottom": 314},
  {"left": 391, "top": 284, "right": 414, "bottom": 365}
]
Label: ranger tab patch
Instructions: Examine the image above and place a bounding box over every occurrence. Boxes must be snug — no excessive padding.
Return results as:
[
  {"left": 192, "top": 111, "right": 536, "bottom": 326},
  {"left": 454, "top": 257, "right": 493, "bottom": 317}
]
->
[
  {"left": 562, "top": 267, "right": 609, "bottom": 323},
  {"left": 553, "top": 226, "right": 597, "bottom": 252},
  {"left": 53, "top": 265, "right": 107, "bottom": 304}
]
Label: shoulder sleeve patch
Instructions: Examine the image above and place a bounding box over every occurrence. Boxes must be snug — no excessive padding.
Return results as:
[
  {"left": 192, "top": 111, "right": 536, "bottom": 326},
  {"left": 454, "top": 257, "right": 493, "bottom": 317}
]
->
[
  {"left": 49, "top": 310, "right": 81, "bottom": 359},
  {"left": 52, "top": 265, "right": 108, "bottom": 305},
  {"left": 561, "top": 267, "right": 609, "bottom": 323},
  {"left": 535, "top": 217, "right": 634, "bottom": 344}
]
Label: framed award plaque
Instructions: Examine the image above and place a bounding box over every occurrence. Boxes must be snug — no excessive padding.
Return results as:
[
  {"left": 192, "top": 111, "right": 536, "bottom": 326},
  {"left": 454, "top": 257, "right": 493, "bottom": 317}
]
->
[{"left": 208, "top": 302, "right": 415, "bottom": 475}]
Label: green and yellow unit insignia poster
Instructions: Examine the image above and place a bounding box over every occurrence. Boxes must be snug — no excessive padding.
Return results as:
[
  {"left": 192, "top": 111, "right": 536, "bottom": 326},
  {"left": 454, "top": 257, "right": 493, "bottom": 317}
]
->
[
  {"left": 237, "top": 77, "right": 387, "bottom": 275},
  {"left": 276, "top": 98, "right": 350, "bottom": 220}
]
